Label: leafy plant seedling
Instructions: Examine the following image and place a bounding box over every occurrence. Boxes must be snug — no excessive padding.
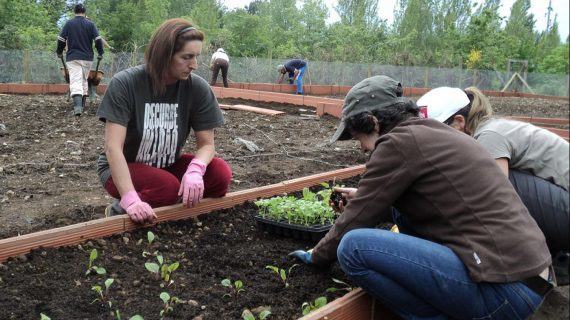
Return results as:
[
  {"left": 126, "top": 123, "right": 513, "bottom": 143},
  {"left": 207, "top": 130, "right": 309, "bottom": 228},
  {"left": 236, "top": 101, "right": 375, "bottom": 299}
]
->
[
  {"left": 91, "top": 278, "right": 115, "bottom": 308},
  {"left": 39, "top": 314, "right": 51, "bottom": 320},
  {"left": 242, "top": 309, "right": 272, "bottom": 320},
  {"left": 85, "top": 249, "right": 107, "bottom": 276},
  {"left": 159, "top": 292, "right": 180, "bottom": 319},
  {"left": 326, "top": 278, "right": 353, "bottom": 293},
  {"left": 142, "top": 231, "right": 156, "bottom": 257},
  {"left": 301, "top": 296, "right": 327, "bottom": 315},
  {"left": 265, "top": 264, "right": 298, "bottom": 288},
  {"left": 145, "top": 255, "right": 180, "bottom": 287},
  {"left": 221, "top": 278, "right": 245, "bottom": 298}
]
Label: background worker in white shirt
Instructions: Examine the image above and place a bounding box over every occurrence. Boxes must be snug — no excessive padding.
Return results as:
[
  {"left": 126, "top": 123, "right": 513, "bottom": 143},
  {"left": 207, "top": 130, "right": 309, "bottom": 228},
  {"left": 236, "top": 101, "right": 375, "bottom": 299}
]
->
[{"left": 210, "top": 48, "right": 229, "bottom": 87}]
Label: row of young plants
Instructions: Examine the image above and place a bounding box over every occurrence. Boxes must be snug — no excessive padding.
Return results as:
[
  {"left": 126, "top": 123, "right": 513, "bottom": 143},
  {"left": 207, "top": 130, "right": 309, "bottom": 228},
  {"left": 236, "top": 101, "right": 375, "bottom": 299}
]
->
[
  {"left": 255, "top": 183, "right": 342, "bottom": 226},
  {"left": 38, "top": 230, "right": 352, "bottom": 320}
]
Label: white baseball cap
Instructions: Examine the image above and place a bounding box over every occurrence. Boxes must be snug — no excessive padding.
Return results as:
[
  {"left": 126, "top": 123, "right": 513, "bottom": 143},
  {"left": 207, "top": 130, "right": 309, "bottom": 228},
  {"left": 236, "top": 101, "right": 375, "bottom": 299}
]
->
[{"left": 416, "top": 87, "right": 470, "bottom": 122}]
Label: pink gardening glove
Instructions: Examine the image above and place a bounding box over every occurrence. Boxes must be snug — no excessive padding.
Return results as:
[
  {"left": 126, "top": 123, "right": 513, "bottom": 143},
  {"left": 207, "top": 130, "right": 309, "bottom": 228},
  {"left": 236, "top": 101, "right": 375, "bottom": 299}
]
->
[
  {"left": 178, "top": 159, "right": 206, "bottom": 207},
  {"left": 120, "top": 190, "right": 157, "bottom": 224}
]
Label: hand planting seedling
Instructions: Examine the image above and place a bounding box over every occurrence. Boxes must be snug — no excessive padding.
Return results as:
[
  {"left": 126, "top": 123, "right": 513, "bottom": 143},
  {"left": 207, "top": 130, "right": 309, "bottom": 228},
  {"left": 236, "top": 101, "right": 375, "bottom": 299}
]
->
[
  {"left": 85, "top": 249, "right": 107, "bottom": 276},
  {"left": 329, "top": 190, "right": 347, "bottom": 211},
  {"left": 221, "top": 278, "right": 245, "bottom": 298},
  {"left": 265, "top": 264, "right": 298, "bottom": 288},
  {"left": 326, "top": 278, "right": 353, "bottom": 293},
  {"left": 242, "top": 309, "right": 271, "bottom": 320},
  {"left": 159, "top": 292, "right": 180, "bottom": 319},
  {"left": 301, "top": 296, "right": 327, "bottom": 316},
  {"left": 145, "top": 255, "right": 180, "bottom": 287}
]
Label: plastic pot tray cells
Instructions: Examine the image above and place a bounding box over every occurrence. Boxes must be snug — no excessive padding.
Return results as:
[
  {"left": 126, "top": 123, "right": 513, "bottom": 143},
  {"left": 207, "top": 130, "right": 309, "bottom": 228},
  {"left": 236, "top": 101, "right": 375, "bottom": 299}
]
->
[{"left": 254, "top": 183, "right": 338, "bottom": 241}]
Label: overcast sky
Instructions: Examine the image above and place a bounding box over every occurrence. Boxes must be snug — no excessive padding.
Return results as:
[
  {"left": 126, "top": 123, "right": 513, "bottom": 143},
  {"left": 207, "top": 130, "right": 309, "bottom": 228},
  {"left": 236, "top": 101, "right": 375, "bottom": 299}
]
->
[{"left": 221, "top": 0, "right": 569, "bottom": 41}]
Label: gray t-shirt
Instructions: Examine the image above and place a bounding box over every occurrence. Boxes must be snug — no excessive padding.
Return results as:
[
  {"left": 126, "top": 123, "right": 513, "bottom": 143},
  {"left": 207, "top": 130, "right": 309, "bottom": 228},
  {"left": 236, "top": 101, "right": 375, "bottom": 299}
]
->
[
  {"left": 96, "top": 65, "right": 224, "bottom": 185},
  {"left": 474, "top": 118, "right": 569, "bottom": 191}
]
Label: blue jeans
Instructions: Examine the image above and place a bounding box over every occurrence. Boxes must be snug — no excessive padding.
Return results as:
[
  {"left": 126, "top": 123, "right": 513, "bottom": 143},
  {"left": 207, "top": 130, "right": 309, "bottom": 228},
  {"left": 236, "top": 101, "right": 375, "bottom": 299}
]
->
[
  {"left": 337, "top": 229, "right": 545, "bottom": 320},
  {"left": 296, "top": 66, "right": 306, "bottom": 94}
]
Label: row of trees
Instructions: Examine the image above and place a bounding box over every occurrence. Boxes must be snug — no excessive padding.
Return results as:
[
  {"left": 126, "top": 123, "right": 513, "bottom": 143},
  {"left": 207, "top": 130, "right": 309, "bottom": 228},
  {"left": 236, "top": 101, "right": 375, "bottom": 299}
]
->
[{"left": 0, "top": 0, "right": 568, "bottom": 74}]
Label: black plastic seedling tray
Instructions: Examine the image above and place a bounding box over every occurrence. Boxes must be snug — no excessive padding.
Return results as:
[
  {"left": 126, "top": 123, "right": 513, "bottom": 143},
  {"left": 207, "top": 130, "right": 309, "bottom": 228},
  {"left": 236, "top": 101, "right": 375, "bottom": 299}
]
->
[{"left": 254, "top": 215, "right": 333, "bottom": 242}]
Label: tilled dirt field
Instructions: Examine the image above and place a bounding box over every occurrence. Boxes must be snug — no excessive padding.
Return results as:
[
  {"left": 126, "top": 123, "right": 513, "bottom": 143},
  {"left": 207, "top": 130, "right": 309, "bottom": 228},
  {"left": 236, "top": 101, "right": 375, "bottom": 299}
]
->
[{"left": 0, "top": 93, "right": 568, "bottom": 319}]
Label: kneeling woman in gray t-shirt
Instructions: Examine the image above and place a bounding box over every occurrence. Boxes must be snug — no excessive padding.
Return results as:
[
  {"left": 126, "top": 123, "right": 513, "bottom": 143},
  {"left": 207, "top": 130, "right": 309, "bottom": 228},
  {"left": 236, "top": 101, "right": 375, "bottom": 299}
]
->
[
  {"left": 419, "top": 86, "right": 569, "bottom": 282},
  {"left": 96, "top": 19, "right": 231, "bottom": 224}
]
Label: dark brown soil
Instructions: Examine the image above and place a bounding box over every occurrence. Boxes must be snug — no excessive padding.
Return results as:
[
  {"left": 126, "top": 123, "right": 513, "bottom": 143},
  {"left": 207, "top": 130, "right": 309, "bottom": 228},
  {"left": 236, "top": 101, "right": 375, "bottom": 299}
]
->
[
  {"left": 0, "top": 202, "right": 350, "bottom": 319},
  {"left": 0, "top": 93, "right": 568, "bottom": 319}
]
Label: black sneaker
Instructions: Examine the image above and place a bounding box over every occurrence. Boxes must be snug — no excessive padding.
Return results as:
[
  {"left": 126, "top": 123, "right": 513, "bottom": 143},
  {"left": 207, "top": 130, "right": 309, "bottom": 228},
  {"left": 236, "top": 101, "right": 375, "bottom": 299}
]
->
[
  {"left": 105, "top": 200, "right": 125, "bottom": 218},
  {"left": 553, "top": 251, "right": 569, "bottom": 286}
]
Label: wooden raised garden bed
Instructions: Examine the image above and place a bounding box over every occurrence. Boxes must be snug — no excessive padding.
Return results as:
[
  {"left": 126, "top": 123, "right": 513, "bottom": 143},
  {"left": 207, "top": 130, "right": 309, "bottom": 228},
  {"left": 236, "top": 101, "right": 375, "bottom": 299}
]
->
[{"left": 0, "top": 167, "right": 403, "bottom": 320}]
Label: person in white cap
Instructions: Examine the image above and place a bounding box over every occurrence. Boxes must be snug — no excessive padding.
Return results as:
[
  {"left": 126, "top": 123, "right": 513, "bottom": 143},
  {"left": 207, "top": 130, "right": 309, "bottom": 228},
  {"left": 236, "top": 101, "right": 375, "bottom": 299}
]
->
[
  {"left": 210, "top": 48, "right": 229, "bottom": 87},
  {"left": 418, "top": 86, "right": 569, "bottom": 285},
  {"left": 290, "top": 75, "right": 554, "bottom": 319}
]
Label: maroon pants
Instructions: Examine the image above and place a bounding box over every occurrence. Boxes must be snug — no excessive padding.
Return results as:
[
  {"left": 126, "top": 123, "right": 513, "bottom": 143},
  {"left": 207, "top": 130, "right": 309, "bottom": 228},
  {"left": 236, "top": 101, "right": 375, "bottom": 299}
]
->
[{"left": 104, "top": 154, "right": 232, "bottom": 208}]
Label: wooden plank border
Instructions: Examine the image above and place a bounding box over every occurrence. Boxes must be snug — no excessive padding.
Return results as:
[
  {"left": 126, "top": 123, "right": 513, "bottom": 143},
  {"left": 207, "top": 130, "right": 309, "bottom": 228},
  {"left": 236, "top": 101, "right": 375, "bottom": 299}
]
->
[
  {"left": 1, "top": 83, "right": 568, "bottom": 101},
  {"left": 0, "top": 165, "right": 365, "bottom": 262},
  {"left": 219, "top": 103, "right": 285, "bottom": 116},
  {"left": 299, "top": 288, "right": 373, "bottom": 320}
]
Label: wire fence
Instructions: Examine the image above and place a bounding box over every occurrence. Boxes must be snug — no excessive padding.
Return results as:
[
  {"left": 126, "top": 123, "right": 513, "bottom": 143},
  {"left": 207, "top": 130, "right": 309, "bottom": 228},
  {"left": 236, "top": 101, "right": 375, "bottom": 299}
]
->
[{"left": 1, "top": 49, "right": 568, "bottom": 97}]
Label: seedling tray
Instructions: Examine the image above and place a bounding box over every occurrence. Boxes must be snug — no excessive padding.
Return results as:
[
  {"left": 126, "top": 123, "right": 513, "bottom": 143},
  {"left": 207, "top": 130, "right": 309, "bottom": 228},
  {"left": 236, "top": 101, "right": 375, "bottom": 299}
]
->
[{"left": 254, "top": 215, "right": 333, "bottom": 242}]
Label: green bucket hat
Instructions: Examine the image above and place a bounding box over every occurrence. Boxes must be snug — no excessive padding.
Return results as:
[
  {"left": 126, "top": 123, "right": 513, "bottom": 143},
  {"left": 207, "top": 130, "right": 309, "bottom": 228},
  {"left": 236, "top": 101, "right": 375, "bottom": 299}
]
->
[{"left": 330, "top": 75, "right": 406, "bottom": 143}]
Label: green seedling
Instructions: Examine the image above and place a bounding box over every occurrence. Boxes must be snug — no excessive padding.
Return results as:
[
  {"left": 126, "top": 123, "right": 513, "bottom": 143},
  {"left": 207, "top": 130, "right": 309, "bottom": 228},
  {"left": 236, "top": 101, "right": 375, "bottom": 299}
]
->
[
  {"left": 142, "top": 231, "right": 156, "bottom": 258},
  {"left": 221, "top": 278, "right": 245, "bottom": 298},
  {"left": 91, "top": 278, "right": 115, "bottom": 308},
  {"left": 265, "top": 264, "right": 298, "bottom": 288},
  {"left": 242, "top": 309, "right": 271, "bottom": 320},
  {"left": 129, "top": 316, "right": 144, "bottom": 320},
  {"left": 145, "top": 255, "right": 180, "bottom": 287},
  {"left": 301, "top": 296, "right": 327, "bottom": 316},
  {"left": 86, "top": 249, "right": 107, "bottom": 276},
  {"left": 255, "top": 184, "right": 339, "bottom": 226},
  {"left": 40, "top": 314, "right": 51, "bottom": 320},
  {"left": 159, "top": 292, "right": 180, "bottom": 319},
  {"left": 326, "top": 278, "right": 353, "bottom": 293}
]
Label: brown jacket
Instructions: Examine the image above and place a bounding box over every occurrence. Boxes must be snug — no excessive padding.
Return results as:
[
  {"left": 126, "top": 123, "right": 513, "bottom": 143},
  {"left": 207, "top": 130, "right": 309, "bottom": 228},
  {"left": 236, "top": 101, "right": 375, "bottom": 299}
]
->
[{"left": 313, "top": 118, "right": 551, "bottom": 283}]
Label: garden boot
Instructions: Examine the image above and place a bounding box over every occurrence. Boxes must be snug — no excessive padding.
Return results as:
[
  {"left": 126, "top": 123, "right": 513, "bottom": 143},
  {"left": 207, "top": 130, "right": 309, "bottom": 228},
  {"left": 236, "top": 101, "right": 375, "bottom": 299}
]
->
[
  {"left": 72, "top": 94, "right": 83, "bottom": 116},
  {"left": 105, "top": 200, "right": 125, "bottom": 217}
]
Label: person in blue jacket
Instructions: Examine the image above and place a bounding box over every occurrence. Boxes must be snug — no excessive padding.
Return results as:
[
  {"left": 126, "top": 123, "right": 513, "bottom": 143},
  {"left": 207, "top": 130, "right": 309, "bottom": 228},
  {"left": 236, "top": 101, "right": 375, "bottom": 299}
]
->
[
  {"left": 56, "top": 3, "right": 104, "bottom": 116},
  {"left": 277, "top": 59, "right": 307, "bottom": 94}
]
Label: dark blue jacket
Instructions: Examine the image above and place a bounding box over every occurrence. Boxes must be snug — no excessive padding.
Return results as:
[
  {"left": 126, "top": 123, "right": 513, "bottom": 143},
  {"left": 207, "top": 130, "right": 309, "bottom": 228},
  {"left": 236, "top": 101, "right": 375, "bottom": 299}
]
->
[
  {"left": 284, "top": 59, "right": 307, "bottom": 78},
  {"left": 56, "top": 16, "right": 104, "bottom": 61}
]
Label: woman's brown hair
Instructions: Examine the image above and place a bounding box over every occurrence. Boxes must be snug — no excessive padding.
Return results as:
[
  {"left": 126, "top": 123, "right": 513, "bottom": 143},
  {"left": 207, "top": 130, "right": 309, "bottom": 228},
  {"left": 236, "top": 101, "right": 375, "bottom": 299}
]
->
[
  {"left": 463, "top": 87, "right": 493, "bottom": 135},
  {"left": 144, "top": 18, "right": 204, "bottom": 96}
]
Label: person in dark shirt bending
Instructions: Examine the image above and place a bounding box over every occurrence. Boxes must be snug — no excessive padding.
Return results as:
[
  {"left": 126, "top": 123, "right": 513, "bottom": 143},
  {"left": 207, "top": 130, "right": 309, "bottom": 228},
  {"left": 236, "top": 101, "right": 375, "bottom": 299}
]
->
[{"left": 277, "top": 59, "right": 307, "bottom": 94}]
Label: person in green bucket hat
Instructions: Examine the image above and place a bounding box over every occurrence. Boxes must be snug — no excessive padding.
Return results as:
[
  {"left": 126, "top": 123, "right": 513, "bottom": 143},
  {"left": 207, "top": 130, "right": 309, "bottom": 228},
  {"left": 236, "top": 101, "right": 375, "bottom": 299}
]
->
[{"left": 290, "top": 75, "right": 554, "bottom": 319}]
